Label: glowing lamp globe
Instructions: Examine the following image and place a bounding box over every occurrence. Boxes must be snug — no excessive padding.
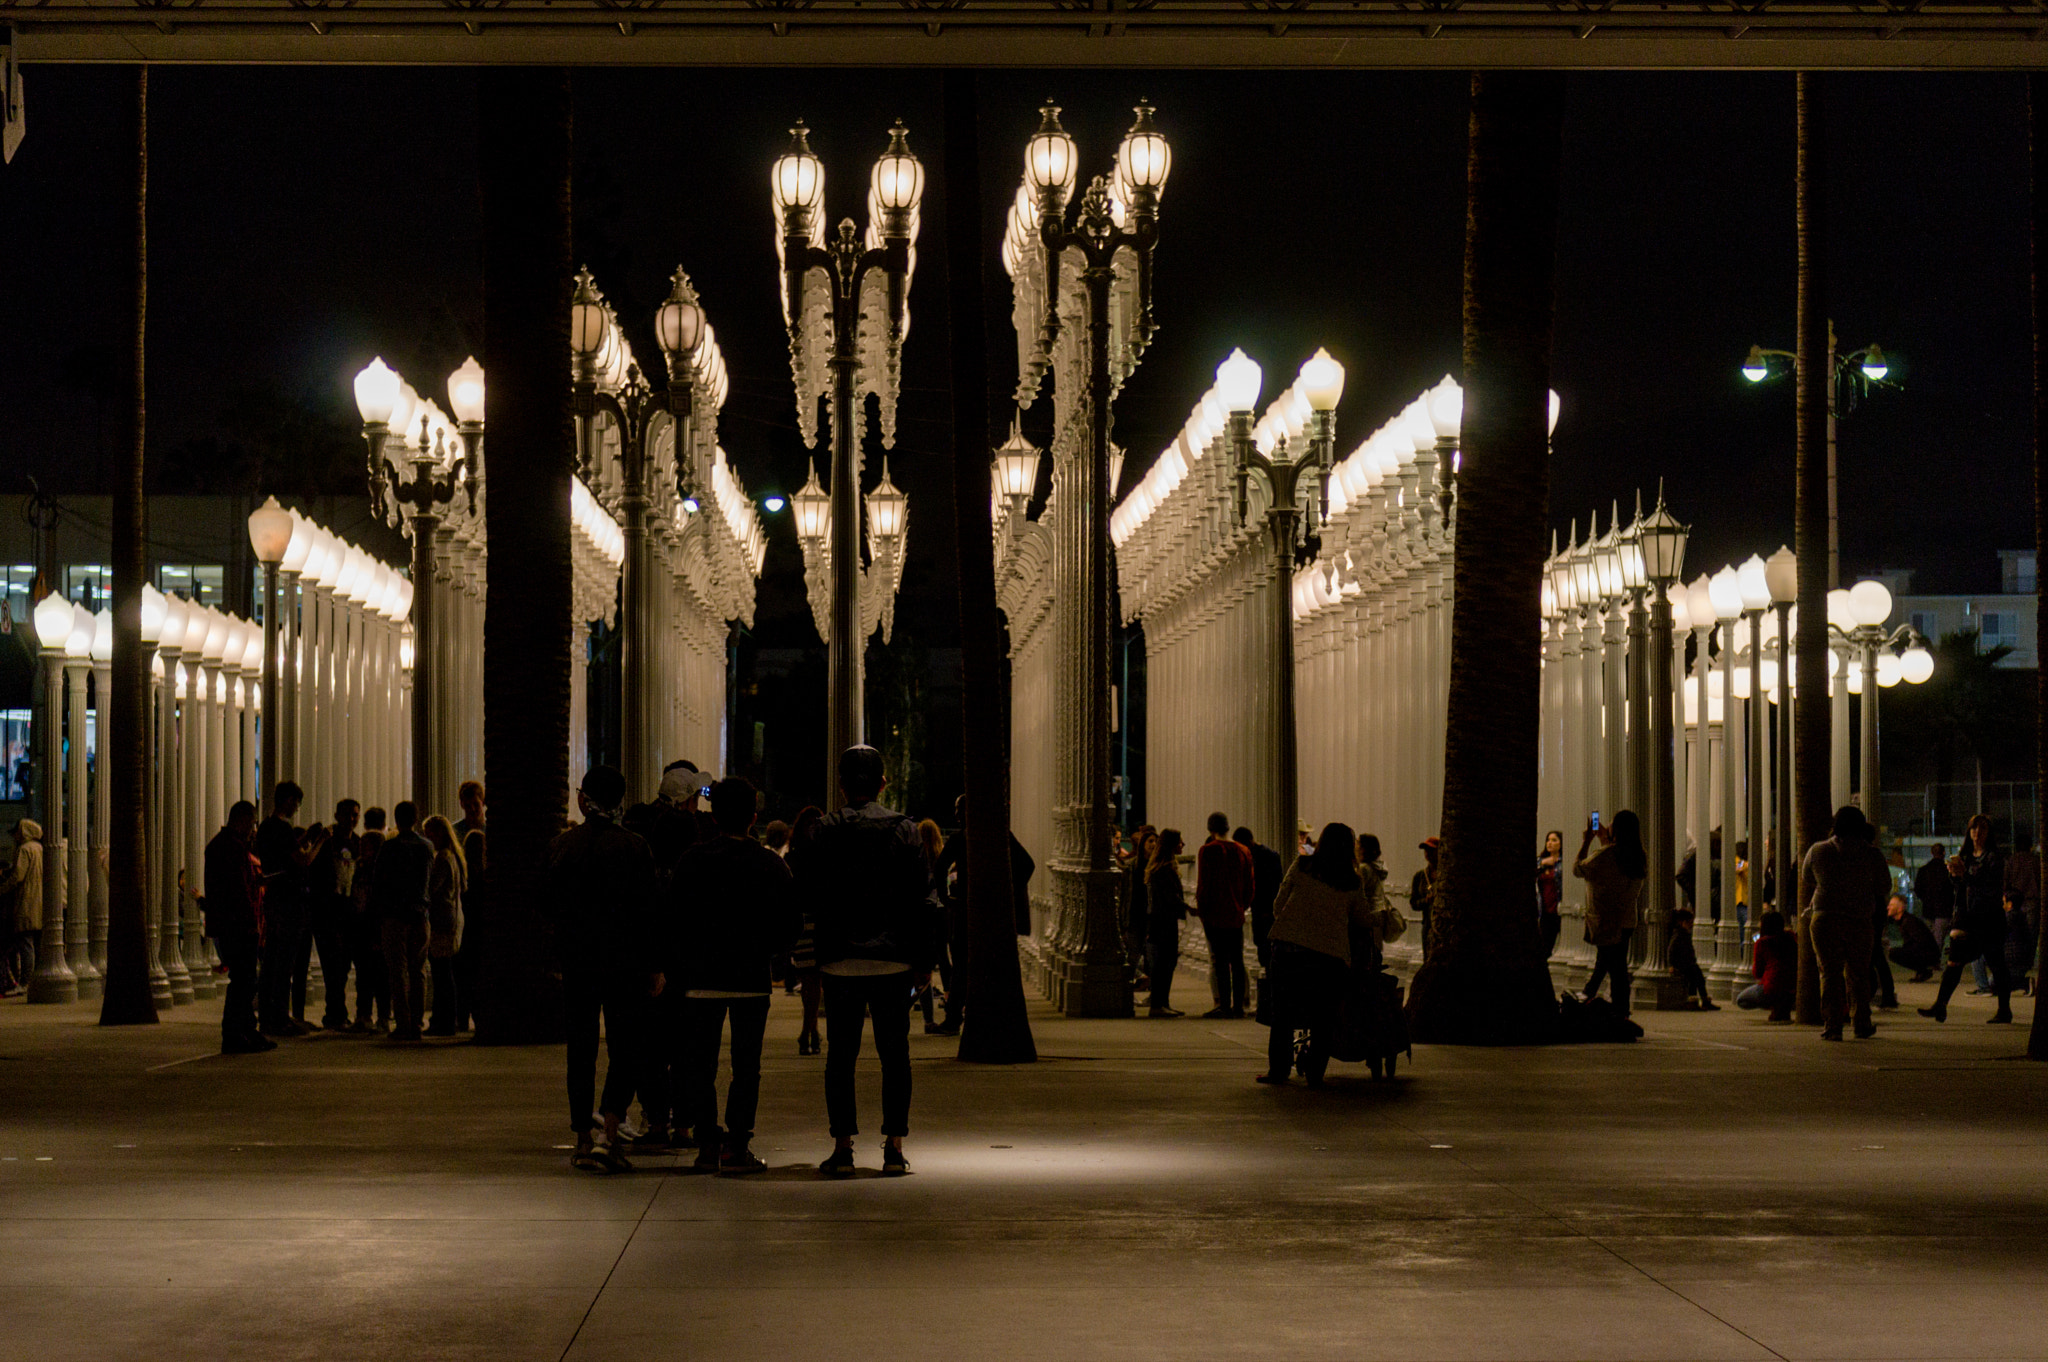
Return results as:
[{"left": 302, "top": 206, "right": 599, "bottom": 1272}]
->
[
  {"left": 1901, "top": 646, "right": 1934, "bottom": 684},
  {"left": 354, "top": 358, "right": 400, "bottom": 427},
  {"left": 1298, "top": 349, "right": 1345, "bottom": 413},
  {"left": 1848, "top": 579, "right": 1893, "bottom": 628},
  {"left": 140, "top": 582, "right": 167, "bottom": 647},
  {"left": 248, "top": 495, "right": 295, "bottom": 566},
  {"left": 1216, "top": 349, "right": 1263, "bottom": 414},
  {"left": 447, "top": 356, "right": 487, "bottom": 425}
]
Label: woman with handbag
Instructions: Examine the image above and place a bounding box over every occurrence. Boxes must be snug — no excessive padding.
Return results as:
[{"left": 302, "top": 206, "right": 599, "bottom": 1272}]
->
[{"left": 1259, "top": 823, "right": 1403, "bottom": 1086}]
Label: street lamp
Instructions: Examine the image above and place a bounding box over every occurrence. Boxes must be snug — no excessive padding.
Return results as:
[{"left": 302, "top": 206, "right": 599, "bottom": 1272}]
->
[
  {"left": 1228, "top": 349, "right": 1343, "bottom": 874},
  {"left": 1740, "top": 324, "right": 1895, "bottom": 587},
  {"left": 569, "top": 266, "right": 713, "bottom": 799},
  {"left": 1833, "top": 577, "right": 1931, "bottom": 825},
  {"left": 1764, "top": 544, "right": 1798, "bottom": 910},
  {"left": 27, "top": 590, "right": 78, "bottom": 1003},
  {"left": 1635, "top": 491, "right": 1688, "bottom": 982},
  {"left": 773, "top": 118, "right": 921, "bottom": 784},
  {"left": 246, "top": 495, "right": 293, "bottom": 813}
]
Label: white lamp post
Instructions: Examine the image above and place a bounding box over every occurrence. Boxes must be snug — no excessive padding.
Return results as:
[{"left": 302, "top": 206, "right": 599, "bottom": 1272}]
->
[
  {"left": 146, "top": 584, "right": 190, "bottom": 1004},
  {"left": 89, "top": 606, "right": 113, "bottom": 981},
  {"left": 1764, "top": 545, "right": 1798, "bottom": 917},
  {"left": 247, "top": 495, "right": 294, "bottom": 813},
  {"left": 64, "top": 602, "right": 100, "bottom": 998},
  {"left": 27, "top": 591, "right": 79, "bottom": 1003},
  {"left": 177, "top": 594, "right": 216, "bottom": 997}
]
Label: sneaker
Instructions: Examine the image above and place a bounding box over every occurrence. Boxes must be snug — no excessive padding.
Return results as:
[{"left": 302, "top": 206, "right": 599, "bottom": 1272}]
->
[
  {"left": 1918, "top": 1004, "right": 1948, "bottom": 1023},
  {"left": 631, "top": 1124, "right": 674, "bottom": 1152},
  {"left": 592, "top": 1139, "right": 633, "bottom": 1173},
  {"left": 720, "top": 1144, "right": 767, "bottom": 1176},
  {"left": 820, "top": 1146, "right": 857, "bottom": 1178},
  {"left": 570, "top": 1136, "right": 605, "bottom": 1172},
  {"left": 881, "top": 1142, "right": 909, "bottom": 1176}
]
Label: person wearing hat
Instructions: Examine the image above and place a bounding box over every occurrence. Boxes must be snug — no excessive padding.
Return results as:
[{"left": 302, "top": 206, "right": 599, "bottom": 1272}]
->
[
  {"left": 1799, "top": 805, "right": 1891, "bottom": 1040},
  {"left": 1411, "top": 838, "right": 1441, "bottom": 961},
  {"left": 0, "top": 817, "right": 43, "bottom": 996}
]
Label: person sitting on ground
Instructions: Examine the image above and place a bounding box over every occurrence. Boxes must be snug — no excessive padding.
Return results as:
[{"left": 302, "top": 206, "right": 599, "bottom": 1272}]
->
[
  {"left": 1736, "top": 909, "right": 1797, "bottom": 1019},
  {"left": 1886, "top": 893, "right": 1940, "bottom": 982},
  {"left": 550, "top": 765, "right": 663, "bottom": 1172},
  {"left": 675, "top": 776, "right": 800, "bottom": 1176},
  {"left": 1145, "top": 829, "right": 1188, "bottom": 1018},
  {"left": 204, "top": 801, "right": 270, "bottom": 1054},
  {"left": 1665, "top": 906, "right": 1719, "bottom": 1010},
  {"left": 793, "top": 745, "right": 939, "bottom": 1178},
  {"left": 1259, "top": 823, "right": 1404, "bottom": 1087}
]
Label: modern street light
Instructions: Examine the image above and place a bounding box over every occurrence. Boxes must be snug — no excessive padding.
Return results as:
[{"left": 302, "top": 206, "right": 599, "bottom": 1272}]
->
[
  {"left": 1831, "top": 577, "right": 1932, "bottom": 825},
  {"left": 1741, "top": 325, "right": 1893, "bottom": 588},
  {"left": 773, "top": 118, "right": 922, "bottom": 784}
]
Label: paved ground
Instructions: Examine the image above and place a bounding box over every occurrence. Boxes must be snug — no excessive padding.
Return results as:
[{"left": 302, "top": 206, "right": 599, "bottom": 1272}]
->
[{"left": 3, "top": 973, "right": 2045, "bottom": 1362}]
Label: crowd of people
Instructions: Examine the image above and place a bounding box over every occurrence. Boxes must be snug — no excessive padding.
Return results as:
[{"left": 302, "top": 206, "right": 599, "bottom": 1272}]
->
[{"left": 1543, "top": 802, "right": 2039, "bottom": 1039}]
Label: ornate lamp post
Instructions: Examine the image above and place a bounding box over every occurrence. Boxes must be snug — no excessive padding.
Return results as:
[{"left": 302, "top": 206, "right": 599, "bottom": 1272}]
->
[
  {"left": 1764, "top": 545, "right": 1798, "bottom": 914},
  {"left": 571, "top": 268, "right": 705, "bottom": 798},
  {"left": 1635, "top": 494, "right": 1688, "bottom": 985},
  {"left": 356, "top": 357, "right": 478, "bottom": 811},
  {"left": 773, "top": 119, "right": 922, "bottom": 783},
  {"left": 1226, "top": 347, "right": 1343, "bottom": 870},
  {"left": 63, "top": 602, "right": 98, "bottom": 998},
  {"left": 247, "top": 496, "right": 294, "bottom": 814}
]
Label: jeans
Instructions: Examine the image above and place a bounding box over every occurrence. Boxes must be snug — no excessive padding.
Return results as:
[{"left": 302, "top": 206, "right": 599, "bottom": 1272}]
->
[
  {"left": 1735, "top": 983, "right": 1771, "bottom": 1010},
  {"left": 633, "top": 990, "right": 680, "bottom": 1131},
  {"left": 428, "top": 955, "right": 459, "bottom": 1033},
  {"left": 258, "top": 897, "right": 307, "bottom": 1030},
  {"left": 1582, "top": 932, "right": 1633, "bottom": 1016},
  {"left": 312, "top": 904, "right": 353, "bottom": 1026},
  {"left": 1147, "top": 935, "right": 1180, "bottom": 1010},
  {"left": 823, "top": 971, "right": 914, "bottom": 1139},
  {"left": 1810, "top": 909, "right": 1875, "bottom": 1034},
  {"left": 1202, "top": 918, "right": 1249, "bottom": 1012},
  {"left": 564, "top": 969, "right": 643, "bottom": 1134},
  {"left": 683, "top": 995, "right": 770, "bottom": 1143},
  {"left": 380, "top": 916, "right": 428, "bottom": 1038},
  {"left": 213, "top": 929, "right": 260, "bottom": 1046},
  {"left": 351, "top": 913, "right": 388, "bottom": 1026}
]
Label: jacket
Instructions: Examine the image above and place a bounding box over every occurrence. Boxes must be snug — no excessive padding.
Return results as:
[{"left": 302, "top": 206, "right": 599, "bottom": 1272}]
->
[
  {"left": 548, "top": 814, "right": 659, "bottom": 978},
  {"left": 352, "top": 832, "right": 384, "bottom": 916},
  {"left": 1146, "top": 862, "right": 1187, "bottom": 941},
  {"left": 623, "top": 799, "right": 717, "bottom": 881},
  {"left": 1914, "top": 856, "right": 1955, "bottom": 919},
  {"left": 674, "top": 834, "right": 799, "bottom": 993},
  {"left": 1575, "top": 843, "right": 1643, "bottom": 946},
  {"left": 2003, "top": 847, "right": 2041, "bottom": 911},
  {"left": 1245, "top": 841, "right": 1283, "bottom": 952},
  {"left": 1799, "top": 836, "right": 1891, "bottom": 923},
  {"left": 370, "top": 828, "right": 434, "bottom": 921},
  {"left": 1194, "top": 837, "right": 1255, "bottom": 929},
  {"left": 309, "top": 830, "right": 359, "bottom": 915},
  {"left": 202, "top": 828, "right": 264, "bottom": 939},
  {"left": 1751, "top": 930, "right": 1796, "bottom": 1003},
  {"left": 427, "top": 849, "right": 466, "bottom": 958},
  {"left": 2, "top": 828, "right": 42, "bottom": 933},
  {"left": 1269, "top": 861, "right": 1401, "bottom": 967},
  {"left": 931, "top": 831, "right": 1036, "bottom": 937},
  {"left": 1950, "top": 847, "right": 2006, "bottom": 941},
  {"left": 793, "top": 801, "right": 939, "bottom": 971}
]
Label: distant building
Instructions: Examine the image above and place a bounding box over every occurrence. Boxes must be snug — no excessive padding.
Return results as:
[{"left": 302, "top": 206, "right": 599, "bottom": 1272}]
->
[{"left": 1887, "top": 549, "right": 2037, "bottom": 669}]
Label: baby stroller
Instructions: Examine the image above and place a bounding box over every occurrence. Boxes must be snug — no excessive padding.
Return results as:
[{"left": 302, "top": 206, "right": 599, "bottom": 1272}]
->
[{"left": 1294, "top": 959, "right": 1412, "bottom": 1080}]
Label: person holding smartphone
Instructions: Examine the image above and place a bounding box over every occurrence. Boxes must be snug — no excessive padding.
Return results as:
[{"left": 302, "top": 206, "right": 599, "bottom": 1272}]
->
[{"left": 1576, "top": 810, "right": 1647, "bottom": 1015}]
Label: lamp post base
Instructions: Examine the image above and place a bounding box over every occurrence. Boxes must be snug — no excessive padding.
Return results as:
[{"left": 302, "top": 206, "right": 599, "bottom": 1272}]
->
[{"left": 1041, "top": 863, "right": 1132, "bottom": 1019}]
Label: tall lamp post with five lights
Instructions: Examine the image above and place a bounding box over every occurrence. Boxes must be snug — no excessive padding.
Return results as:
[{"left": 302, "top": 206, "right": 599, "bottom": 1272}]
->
[{"left": 1742, "top": 327, "right": 1890, "bottom": 588}]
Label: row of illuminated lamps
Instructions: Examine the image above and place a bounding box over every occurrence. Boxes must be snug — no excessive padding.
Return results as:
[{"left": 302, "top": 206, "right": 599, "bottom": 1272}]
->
[
  {"left": 1000, "top": 100, "right": 1172, "bottom": 279},
  {"left": 787, "top": 460, "right": 906, "bottom": 552},
  {"left": 244, "top": 500, "right": 415, "bottom": 622},
  {"left": 771, "top": 120, "right": 927, "bottom": 317},
  {"left": 32, "top": 588, "right": 266, "bottom": 683},
  {"left": 570, "top": 478, "right": 626, "bottom": 571},
  {"left": 572, "top": 268, "right": 731, "bottom": 410},
  {"left": 352, "top": 356, "right": 485, "bottom": 473}
]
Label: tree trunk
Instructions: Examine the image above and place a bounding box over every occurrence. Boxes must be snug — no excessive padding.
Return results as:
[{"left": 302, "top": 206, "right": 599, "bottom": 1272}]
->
[
  {"left": 942, "top": 69, "right": 1036, "bottom": 1064},
  {"left": 1792, "top": 72, "right": 1830, "bottom": 1026},
  {"left": 101, "top": 63, "right": 156, "bottom": 1026},
  {"left": 2028, "top": 73, "right": 2048, "bottom": 1062},
  {"left": 473, "top": 67, "right": 574, "bottom": 1046},
  {"left": 1407, "top": 71, "right": 1564, "bottom": 1045}
]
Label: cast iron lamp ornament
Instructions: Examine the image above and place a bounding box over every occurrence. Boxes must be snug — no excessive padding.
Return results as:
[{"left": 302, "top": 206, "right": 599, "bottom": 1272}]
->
[{"left": 773, "top": 117, "right": 921, "bottom": 783}]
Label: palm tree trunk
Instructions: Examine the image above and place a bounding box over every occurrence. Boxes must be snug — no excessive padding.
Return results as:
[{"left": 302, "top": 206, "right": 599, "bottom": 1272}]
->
[
  {"left": 473, "top": 67, "right": 573, "bottom": 1046},
  {"left": 2027, "top": 73, "right": 2048, "bottom": 1062},
  {"left": 101, "top": 63, "right": 156, "bottom": 1026},
  {"left": 1407, "top": 71, "right": 1565, "bottom": 1045},
  {"left": 1792, "top": 72, "right": 1830, "bottom": 1026},
  {"left": 942, "top": 69, "right": 1035, "bottom": 1064}
]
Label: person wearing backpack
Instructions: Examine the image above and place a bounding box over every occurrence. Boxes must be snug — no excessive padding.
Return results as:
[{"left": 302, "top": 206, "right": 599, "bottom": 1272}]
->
[{"left": 792, "top": 745, "right": 939, "bottom": 1178}]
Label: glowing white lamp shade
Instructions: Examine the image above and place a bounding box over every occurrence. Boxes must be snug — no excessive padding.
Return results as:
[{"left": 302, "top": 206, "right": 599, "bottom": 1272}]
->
[
  {"left": 1848, "top": 579, "right": 1893, "bottom": 628},
  {"left": 1216, "top": 349, "right": 1262, "bottom": 413}
]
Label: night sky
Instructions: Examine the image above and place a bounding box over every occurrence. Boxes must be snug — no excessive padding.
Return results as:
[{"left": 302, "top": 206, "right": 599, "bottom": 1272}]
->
[{"left": 0, "top": 66, "right": 2032, "bottom": 642}]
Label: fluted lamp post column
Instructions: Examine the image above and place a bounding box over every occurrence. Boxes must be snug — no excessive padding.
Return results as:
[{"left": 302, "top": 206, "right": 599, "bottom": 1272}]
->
[
  {"left": 28, "top": 591, "right": 79, "bottom": 1003},
  {"left": 1764, "top": 546, "right": 1798, "bottom": 919},
  {"left": 63, "top": 604, "right": 100, "bottom": 998}
]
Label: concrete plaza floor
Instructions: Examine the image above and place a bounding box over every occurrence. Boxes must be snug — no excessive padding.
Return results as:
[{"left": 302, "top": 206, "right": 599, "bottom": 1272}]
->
[{"left": 3, "top": 974, "right": 2045, "bottom": 1362}]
